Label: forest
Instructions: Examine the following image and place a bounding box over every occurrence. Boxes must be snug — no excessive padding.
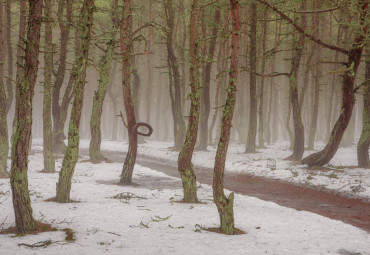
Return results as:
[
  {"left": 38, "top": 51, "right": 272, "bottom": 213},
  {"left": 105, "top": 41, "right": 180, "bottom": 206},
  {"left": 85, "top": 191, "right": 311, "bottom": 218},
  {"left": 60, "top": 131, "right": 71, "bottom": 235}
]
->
[{"left": 0, "top": 0, "right": 369, "bottom": 254}]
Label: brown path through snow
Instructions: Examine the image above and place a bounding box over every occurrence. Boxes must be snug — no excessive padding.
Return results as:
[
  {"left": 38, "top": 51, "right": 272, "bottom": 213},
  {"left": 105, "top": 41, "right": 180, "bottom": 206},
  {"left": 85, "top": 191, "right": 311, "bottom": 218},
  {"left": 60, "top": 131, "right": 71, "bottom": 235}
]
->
[{"left": 86, "top": 149, "right": 370, "bottom": 233}]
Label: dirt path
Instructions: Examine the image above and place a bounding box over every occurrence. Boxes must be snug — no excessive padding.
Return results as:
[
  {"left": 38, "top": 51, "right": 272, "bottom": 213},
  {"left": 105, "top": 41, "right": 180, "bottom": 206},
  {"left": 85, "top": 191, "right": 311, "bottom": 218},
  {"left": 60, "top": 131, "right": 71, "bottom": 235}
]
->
[{"left": 89, "top": 150, "right": 370, "bottom": 233}]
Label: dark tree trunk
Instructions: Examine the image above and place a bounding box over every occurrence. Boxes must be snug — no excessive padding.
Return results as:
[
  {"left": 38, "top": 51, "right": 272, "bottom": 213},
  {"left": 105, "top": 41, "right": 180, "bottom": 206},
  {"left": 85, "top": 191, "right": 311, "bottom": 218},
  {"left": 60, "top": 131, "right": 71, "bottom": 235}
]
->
[
  {"left": 177, "top": 0, "right": 201, "bottom": 203},
  {"left": 10, "top": 0, "right": 43, "bottom": 233},
  {"left": 302, "top": 1, "right": 368, "bottom": 167},
  {"left": 5, "top": 1, "right": 13, "bottom": 114},
  {"left": 56, "top": 0, "right": 95, "bottom": 203},
  {"left": 119, "top": 0, "right": 153, "bottom": 184},
  {"left": 0, "top": 0, "right": 9, "bottom": 178},
  {"left": 42, "top": 0, "right": 55, "bottom": 173},
  {"left": 89, "top": 0, "right": 119, "bottom": 162},
  {"left": 213, "top": 0, "right": 240, "bottom": 235},
  {"left": 246, "top": 2, "right": 258, "bottom": 153},
  {"left": 198, "top": 7, "right": 220, "bottom": 150},
  {"left": 52, "top": 0, "right": 72, "bottom": 153},
  {"left": 357, "top": 47, "right": 370, "bottom": 168},
  {"left": 285, "top": 1, "right": 306, "bottom": 161},
  {"left": 164, "top": 0, "right": 186, "bottom": 150}
]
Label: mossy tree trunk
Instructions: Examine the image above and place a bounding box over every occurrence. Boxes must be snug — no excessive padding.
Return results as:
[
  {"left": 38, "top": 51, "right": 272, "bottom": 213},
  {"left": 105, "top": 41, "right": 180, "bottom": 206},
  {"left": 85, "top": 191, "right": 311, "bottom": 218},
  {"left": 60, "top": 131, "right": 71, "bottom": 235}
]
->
[
  {"left": 357, "top": 47, "right": 370, "bottom": 168},
  {"left": 5, "top": 1, "right": 13, "bottom": 114},
  {"left": 52, "top": 0, "right": 72, "bottom": 153},
  {"left": 10, "top": 0, "right": 26, "bottom": 147},
  {"left": 198, "top": 6, "right": 220, "bottom": 151},
  {"left": 119, "top": 0, "right": 153, "bottom": 184},
  {"left": 302, "top": 1, "right": 368, "bottom": 167},
  {"left": 89, "top": 0, "right": 119, "bottom": 162},
  {"left": 42, "top": 0, "right": 55, "bottom": 173},
  {"left": 0, "top": 0, "right": 9, "bottom": 179},
  {"left": 10, "top": 0, "right": 43, "bottom": 234},
  {"left": 177, "top": 0, "right": 201, "bottom": 203},
  {"left": 56, "top": 0, "right": 95, "bottom": 203},
  {"left": 285, "top": 1, "right": 306, "bottom": 161},
  {"left": 245, "top": 2, "right": 258, "bottom": 153},
  {"left": 164, "top": 0, "right": 186, "bottom": 150},
  {"left": 213, "top": 0, "right": 240, "bottom": 235}
]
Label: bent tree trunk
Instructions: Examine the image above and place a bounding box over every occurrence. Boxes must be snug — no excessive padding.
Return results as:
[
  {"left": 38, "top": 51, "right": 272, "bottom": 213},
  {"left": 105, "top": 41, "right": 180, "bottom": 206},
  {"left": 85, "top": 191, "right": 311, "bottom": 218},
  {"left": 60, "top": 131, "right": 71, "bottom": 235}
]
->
[
  {"left": 302, "top": 2, "right": 368, "bottom": 167},
  {"left": 177, "top": 0, "right": 201, "bottom": 203},
  {"left": 0, "top": 1, "right": 9, "bottom": 178},
  {"left": 357, "top": 47, "right": 370, "bottom": 168},
  {"left": 119, "top": 0, "right": 153, "bottom": 184},
  {"left": 56, "top": 0, "right": 94, "bottom": 203},
  {"left": 89, "top": 0, "right": 119, "bottom": 162},
  {"left": 43, "top": 0, "right": 55, "bottom": 173},
  {"left": 213, "top": 0, "right": 240, "bottom": 235},
  {"left": 286, "top": 2, "right": 306, "bottom": 161},
  {"left": 10, "top": 0, "right": 43, "bottom": 233}
]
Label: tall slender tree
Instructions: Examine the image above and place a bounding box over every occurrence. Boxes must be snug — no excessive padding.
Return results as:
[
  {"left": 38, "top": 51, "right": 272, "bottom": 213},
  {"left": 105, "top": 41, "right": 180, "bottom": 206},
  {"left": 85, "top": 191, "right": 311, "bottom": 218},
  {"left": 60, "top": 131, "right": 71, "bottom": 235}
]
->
[
  {"left": 213, "top": 0, "right": 240, "bottom": 235},
  {"left": 177, "top": 0, "right": 201, "bottom": 203},
  {"left": 10, "top": 0, "right": 43, "bottom": 233},
  {"left": 5, "top": 1, "right": 13, "bottom": 114},
  {"left": 56, "top": 0, "right": 95, "bottom": 203},
  {"left": 42, "top": 0, "right": 55, "bottom": 173}
]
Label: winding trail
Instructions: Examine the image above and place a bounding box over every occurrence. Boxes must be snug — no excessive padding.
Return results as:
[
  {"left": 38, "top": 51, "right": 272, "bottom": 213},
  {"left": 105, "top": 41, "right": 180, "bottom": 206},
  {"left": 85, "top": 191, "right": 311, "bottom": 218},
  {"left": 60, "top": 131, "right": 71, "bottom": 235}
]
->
[{"left": 91, "top": 149, "right": 370, "bottom": 233}]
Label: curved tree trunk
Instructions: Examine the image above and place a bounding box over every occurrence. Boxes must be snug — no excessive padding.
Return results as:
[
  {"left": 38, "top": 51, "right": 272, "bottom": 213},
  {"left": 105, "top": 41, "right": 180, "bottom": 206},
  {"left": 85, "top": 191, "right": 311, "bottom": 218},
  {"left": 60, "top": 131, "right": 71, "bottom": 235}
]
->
[
  {"left": 0, "top": 0, "right": 9, "bottom": 178},
  {"left": 213, "top": 0, "right": 240, "bottom": 235},
  {"left": 10, "top": 0, "right": 42, "bottom": 233},
  {"left": 89, "top": 0, "right": 119, "bottom": 162},
  {"left": 246, "top": 2, "right": 258, "bottom": 153},
  {"left": 285, "top": 1, "right": 306, "bottom": 161},
  {"left": 42, "top": 0, "right": 55, "bottom": 173},
  {"left": 357, "top": 47, "right": 370, "bottom": 168},
  {"left": 56, "top": 0, "right": 95, "bottom": 203},
  {"left": 177, "top": 0, "right": 201, "bottom": 203},
  {"left": 302, "top": 1, "right": 368, "bottom": 167}
]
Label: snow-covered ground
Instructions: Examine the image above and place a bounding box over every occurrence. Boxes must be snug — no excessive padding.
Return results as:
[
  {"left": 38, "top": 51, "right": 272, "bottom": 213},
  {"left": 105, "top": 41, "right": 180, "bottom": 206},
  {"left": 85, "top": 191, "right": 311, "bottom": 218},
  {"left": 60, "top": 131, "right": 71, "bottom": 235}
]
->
[
  {"left": 0, "top": 142, "right": 369, "bottom": 254},
  {"left": 79, "top": 139, "right": 370, "bottom": 200}
]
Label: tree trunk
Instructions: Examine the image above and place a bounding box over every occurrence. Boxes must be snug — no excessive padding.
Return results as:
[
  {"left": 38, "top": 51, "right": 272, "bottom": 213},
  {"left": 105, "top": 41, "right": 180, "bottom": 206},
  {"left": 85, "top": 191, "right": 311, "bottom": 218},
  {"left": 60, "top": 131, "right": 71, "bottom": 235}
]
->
[
  {"left": 164, "top": 0, "right": 186, "bottom": 150},
  {"left": 119, "top": 0, "right": 153, "bottom": 184},
  {"left": 0, "top": 0, "right": 9, "bottom": 178},
  {"left": 302, "top": 1, "right": 368, "bottom": 167},
  {"left": 246, "top": 2, "right": 258, "bottom": 153},
  {"left": 257, "top": 10, "right": 268, "bottom": 149},
  {"left": 52, "top": 0, "right": 72, "bottom": 153},
  {"left": 10, "top": 0, "right": 43, "bottom": 233},
  {"left": 198, "top": 7, "right": 220, "bottom": 150},
  {"left": 89, "top": 0, "right": 119, "bottom": 162},
  {"left": 56, "top": 0, "right": 95, "bottom": 203},
  {"left": 285, "top": 2, "right": 306, "bottom": 161},
  {"left": 357, "top": 47, "right": 370, "bottom": 168},
  {"left": 213, "top": 0, "right": 240, "bottom": 235},
  {"left": 5, "top": 1, "right": 13, "bottom": 114},
  {"left": 177, "top": 0, "right": 201, "bottom": 203},
  {"left": 42, "top": 0, "right": 55, "bottom": 173}
]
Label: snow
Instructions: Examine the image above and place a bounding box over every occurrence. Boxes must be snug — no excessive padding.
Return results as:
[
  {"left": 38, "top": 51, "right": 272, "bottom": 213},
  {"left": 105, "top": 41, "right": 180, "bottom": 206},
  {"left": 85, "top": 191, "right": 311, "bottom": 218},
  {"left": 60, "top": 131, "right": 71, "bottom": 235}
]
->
[{"left": 1, "top": 141, "right": 370, "bottom": 255}]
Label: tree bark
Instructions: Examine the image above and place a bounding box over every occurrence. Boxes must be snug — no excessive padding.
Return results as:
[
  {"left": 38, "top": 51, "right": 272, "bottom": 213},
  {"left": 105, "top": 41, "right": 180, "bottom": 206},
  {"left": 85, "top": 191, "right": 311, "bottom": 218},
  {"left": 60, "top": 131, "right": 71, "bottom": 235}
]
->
[
  {"left": 177, "top": 0, "right": 201, "bottom": 203},
  {"left": 10, "top": 0, "right": 43, "bottom": 233},
  {"left": 285, "top": 1, "right": 306, "bottom": 161},
  {"left": 213, "top": 0, "right": 240, "bottom": 235},
  {"left": 302, "top": 1, "right": 368, "bottom": 167},
  {"left": 119, "top": 0, "right": 153, "bottom": 184},
  {"left": 357, "top": 47, "right": 370, "bottom": 168},
  {"left": 89, "top": 0, "right": 119, "bottom": 162},
  {"left": 56, "top": 0, "right": 95, "bottom": 203},
  {"left": 42, "top": 0, "right": 55, "bottom": 173},
  {"left": 246, "top": 2, "right": 258, "bottom": 153},
  {"left": 5, "top": 1, "right": 13, "bottom": 114},
  {"left": 0, "top": 0, "right": 9, "bottom": 178},
  {"left": 198, "top": 6, "right": 220, "bottom": 150}
]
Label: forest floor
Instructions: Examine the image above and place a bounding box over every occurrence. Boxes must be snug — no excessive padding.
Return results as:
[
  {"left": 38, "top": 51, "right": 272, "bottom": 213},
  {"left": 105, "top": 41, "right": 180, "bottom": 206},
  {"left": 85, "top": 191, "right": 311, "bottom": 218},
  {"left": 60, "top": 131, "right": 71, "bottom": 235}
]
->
[{"left": 0, "top": 139, "right": 369, "bottom": 254}]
